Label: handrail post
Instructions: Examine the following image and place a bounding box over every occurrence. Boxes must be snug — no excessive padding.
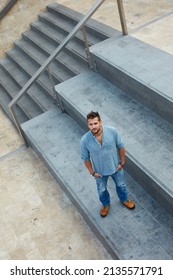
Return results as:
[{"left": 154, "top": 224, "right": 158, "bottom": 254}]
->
[
  {"left": 46, "top": 66, "right": 57, "bottom": 102},
  {"left": 82, "top": 26, "right": 94, "bottom": 69},
  {"left": 9, "top": 105, "right": 29, "bottom": 146},
  {"left": 117, "top": 0, "right": 128, "bottom": 35}
]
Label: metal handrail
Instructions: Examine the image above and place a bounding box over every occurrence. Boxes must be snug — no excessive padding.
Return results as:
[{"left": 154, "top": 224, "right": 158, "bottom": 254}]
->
[{"left": 8, "top": 0, "right": 127, "bottom": 141}]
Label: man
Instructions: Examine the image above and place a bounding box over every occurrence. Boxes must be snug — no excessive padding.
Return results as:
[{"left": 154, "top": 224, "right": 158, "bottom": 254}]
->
[{"left": 80, "top": 111, "right": 135, "bottom": 217}]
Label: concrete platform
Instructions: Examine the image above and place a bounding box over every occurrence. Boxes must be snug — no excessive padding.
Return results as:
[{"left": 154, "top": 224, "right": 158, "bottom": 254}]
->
[
  {"left": 90, "top": 35, "right": 173, "bottom": 124},
  {"left": 0, "top": 107, "right": 110, "bottom": 260},
  {"left": 56, "top": 71, "right": 173, "bottom": 214},
  {"left": 21, "top": 108, "right": 173, "bottom": 259}
]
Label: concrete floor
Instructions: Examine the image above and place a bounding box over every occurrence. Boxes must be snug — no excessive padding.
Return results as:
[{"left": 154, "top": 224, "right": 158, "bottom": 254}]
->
[
  {"left": 0, "top": 108, "right": 111, "bottom": 260},
  {"left": 0, "top": 0, "right": 173, "bottom": 259}
]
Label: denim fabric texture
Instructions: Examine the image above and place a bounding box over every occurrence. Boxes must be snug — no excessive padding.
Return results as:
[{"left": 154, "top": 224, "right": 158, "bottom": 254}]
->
[{"left": 95, "top": 169, "right": 128, "bottom": 206}]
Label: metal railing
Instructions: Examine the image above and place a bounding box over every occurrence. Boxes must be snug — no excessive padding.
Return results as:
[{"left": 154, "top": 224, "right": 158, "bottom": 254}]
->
[{"left": 8, "top": 0, "right": 127, "bottom": 143}]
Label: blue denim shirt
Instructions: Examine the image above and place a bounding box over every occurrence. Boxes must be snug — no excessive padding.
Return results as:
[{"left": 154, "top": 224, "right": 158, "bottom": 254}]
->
[{"left": 80, "top": 125, "right": 124, "bottom": 176}]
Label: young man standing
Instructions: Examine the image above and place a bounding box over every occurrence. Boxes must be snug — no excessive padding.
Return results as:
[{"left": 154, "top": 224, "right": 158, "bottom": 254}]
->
[{"left": 80, "top": 111, "right": 135, "bottom": 217}]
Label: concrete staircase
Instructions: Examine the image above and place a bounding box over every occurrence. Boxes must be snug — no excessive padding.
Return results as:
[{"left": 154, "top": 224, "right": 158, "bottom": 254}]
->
[
  {"left": 0, "top": 2, "right": 118, "bottom": 124},
  {"left": 1, "top": 3, "right": 173, "bottom": 260}
]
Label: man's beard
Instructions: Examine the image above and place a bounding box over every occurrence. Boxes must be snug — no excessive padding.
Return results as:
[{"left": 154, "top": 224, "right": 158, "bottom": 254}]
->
[{"left": 92, "top": 127, "right": 102, "bottom": 135}]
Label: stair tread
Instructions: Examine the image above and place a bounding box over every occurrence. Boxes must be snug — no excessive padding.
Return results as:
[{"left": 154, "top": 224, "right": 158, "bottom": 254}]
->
[
  {"left": 1, "top": 57, "right": 30, "bottom": 85},
  {"left": 90, "top": 35, "right": 173, "bottom": 100},
  {"left": 90, "top": 35, "right": 173, "bottom": 124},
  {"left": 55, "top": 72, "right": 173, "bottom": 199},
  {"left": 7, "top": 47, "right": 39, "bottom": 75},
  {"left": 31, "top": 20, "right": 87, "bottom": 61},
  {"left": 0, "top": 67, "right": 42, "bottom": 119},
  {"left": 23, "top": 29, "right": 89, "bottom": 74},
  {"left": 0, "top": 84, "right": 29, "bottom": 123},
  {"left": 22, "top": 37, "right": 77, "bottom": 78},
  {"left": 47, "top": 2, "right": 118, "bottom": 39},
  {"left": 21, "top": 108, "right": 173, "bottom": 259},
  {"left": 6, "top": 47, "right": 55, "bottom": 95},
  {"left": 0, "top": 57, "right": 54, "bottom": 111},
  {"left": 39, "top": 11, "right": 102, "bottom": 45},
  {"left": 15, "top": 38, "right": 76, "bottom": 82}
]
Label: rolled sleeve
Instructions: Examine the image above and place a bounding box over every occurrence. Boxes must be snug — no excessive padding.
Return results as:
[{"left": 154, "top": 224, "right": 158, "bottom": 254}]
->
[
  {"left": 80, "top": 137, "right": 90, "bottom": 162},
  {"left": 116, "top": 132, "right": 124, "bottom": 149},
  {"left": 110, "top": 126, "right": 124, "bottom": 149}
]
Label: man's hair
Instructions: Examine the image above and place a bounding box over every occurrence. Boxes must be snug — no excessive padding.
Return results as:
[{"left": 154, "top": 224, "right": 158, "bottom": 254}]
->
[{"left": 87, "top": 111, "right": 101, "bottom": 121}]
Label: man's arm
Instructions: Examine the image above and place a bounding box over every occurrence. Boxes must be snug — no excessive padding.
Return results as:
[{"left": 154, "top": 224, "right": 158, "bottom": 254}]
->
[
  {"left": 84, "top": 160, "right": 102, "bottom": 178},
  {"left": 119, "top": 147, "right": 126, "bottom": 166},
  {"left": 84, "top": 159, "right": 94, "bottom": 175},
  {"left": 80, "top": 136, "right": 102, "bottom": 178},
  {"left": 116, "top": 147, "right": 126, "bottom": 171}
]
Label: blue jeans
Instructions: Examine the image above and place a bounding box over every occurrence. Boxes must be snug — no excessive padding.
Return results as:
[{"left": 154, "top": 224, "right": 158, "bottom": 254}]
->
[{"left": 95, "top": 169, "right": 128, "bottom": 206}]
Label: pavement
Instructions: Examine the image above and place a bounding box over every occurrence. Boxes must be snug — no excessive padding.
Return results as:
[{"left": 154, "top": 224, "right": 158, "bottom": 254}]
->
[{"left": 0, "top": 0, "right": 173, "bottom": 259}]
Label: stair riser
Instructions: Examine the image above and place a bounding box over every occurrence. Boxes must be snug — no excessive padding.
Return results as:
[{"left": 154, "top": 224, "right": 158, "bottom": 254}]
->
[
  {"left": 22, "top": 34, "right": 77, "bottom": 77},
  {"left": 1, "top": 65, "right": 48, "bottom": 114},
  {"left": 47, "top": 6, "right": 78, "bottom": 25},
  {"left": 125, "top": 155, "right": 173, "bottom": 214},
  {"left": 6, "top": 49, "right": 59, "bottom": 97},
  {"left": 0, "top": 61, "right": 29, "bottom": 89},
  {"left": 0, "top": 83, "right": 29, "bottom": 122},
  {"left": 38, "top": 15, "right": 88, "bottom": 48},
  {"left": 47, "top": 5, "right": 110, "bottom": 41},
  {"left": 39, "top": 13, "right": 102, "bottom": 47},
  {"left": 92, "top": 55, "right": 173, "bottom": 125},
  {"left": 30, "top": 24, "right": 88, "bottom": 66},
  {"left": 57, "top": 93, "right": 173, "bottom": 215}
]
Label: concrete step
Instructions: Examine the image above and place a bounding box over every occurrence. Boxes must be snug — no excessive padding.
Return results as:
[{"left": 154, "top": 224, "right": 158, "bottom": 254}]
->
[
  {"left": 0, "top": 66, "right": 41, "bottom": 120},
  {"left": 0, "top": 84, "right": 28, "bottom": 124},
  {"left": 0, "top": 56, "right": 56, "bottom": 115},
  {"left": 30, "top": 20, "right": 88, "bottom": 65},
  {"left": 21, "top": 108, "right": 173, "bottom": 260},
  {"left": 39, "top": 11, "right": 104, "bottom": 46},
  {"left": 90, "top": 35, "right": 173, "bottom": 124},
  {"left": 47, "top": 2, "right": 119, "bottom": 41},
  {"left": 22, "top": 29, "right": 89, "bottom": 76},
  {"left": 14, "top": 39, "right": 73, "bottom": 83},
  {"left": 55, "top": 71, "right": 173, "bottom": 214},
  {"left": 1, "top": 57, "right": 55, "bottom": 113},
  {"left": 0, "top": 2, "right": 119, "bottom": 124},
  {"left": 6, "top": 46, "right": 55, "bottom": 98}
]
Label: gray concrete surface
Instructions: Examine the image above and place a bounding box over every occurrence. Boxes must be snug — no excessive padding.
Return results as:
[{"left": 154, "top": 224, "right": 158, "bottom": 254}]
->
[
  {"left": 55, "top": 70, "right": 173, "bottom": 208},
  {"left": 21, "top": 107, "right": 173, "bottom": 259},
  {"left": 0, "top": 107, "right": 111, "bottom": 259},
  {"left": 1, "top": 0, "right": 173, "bottom": 259},
  {"left": 90, "top": 35, "right": 173, "bottom": 120}
]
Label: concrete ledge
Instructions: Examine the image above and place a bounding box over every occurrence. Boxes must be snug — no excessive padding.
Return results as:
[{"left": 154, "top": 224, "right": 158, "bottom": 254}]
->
[
  {"left": 47, "top": 2, "right": 121, "bottom": 39},
  {"left": 90, "top": 35, "right": 173, "bottom": 124},
  {"left": 21, "top": 108, "right": 173, "bottom": 259},
  {"left": 55, "top": 71, "right": 173, "bottom": 214}
]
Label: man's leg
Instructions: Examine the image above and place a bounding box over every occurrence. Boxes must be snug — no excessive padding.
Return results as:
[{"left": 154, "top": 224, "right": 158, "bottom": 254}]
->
[
  {"left": 112, "top": 169, "right": 135, "bottom": 209},
  {"left": 95, "top": 176, "right": 110, "bottom": 217},
  {"left": 111, "top": 169, "right": 128, "bottom": 201},
  {"left": 96, "top": 176, "right": 110, "bottom": 205}
]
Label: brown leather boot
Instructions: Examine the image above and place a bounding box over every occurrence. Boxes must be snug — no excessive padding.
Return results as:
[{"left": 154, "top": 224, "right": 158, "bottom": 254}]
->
[
  {"left": 121, "top": 200, "right": 135, "bottom": 210},
  {"left": 100, "top": 205, "right": 110, "bottom": 217}
]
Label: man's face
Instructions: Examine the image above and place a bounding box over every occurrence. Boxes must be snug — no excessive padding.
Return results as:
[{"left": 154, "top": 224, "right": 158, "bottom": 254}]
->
[{"left": 87, "top": 117, "right": 102, "bottom": 135}]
